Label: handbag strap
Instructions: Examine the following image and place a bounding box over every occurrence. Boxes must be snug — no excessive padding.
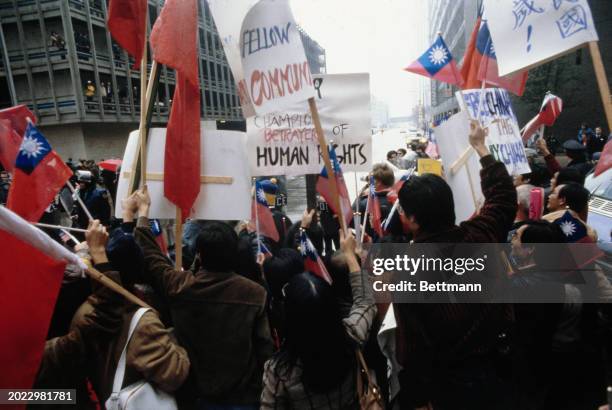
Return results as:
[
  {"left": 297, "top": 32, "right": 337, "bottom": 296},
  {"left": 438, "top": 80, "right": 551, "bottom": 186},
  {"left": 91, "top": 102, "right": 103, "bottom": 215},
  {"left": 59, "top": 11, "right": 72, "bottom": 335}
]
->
[
  {"left": 355, "top": 349, "right": 374, "bottom": 396},
  {"left": 111, "top": 308, "right": 151, "bottom": 394}
]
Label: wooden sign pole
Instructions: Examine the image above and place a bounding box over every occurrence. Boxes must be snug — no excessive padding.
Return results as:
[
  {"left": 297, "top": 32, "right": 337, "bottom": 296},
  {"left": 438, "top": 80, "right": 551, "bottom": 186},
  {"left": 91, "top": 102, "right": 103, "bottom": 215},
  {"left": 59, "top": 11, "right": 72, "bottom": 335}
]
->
[
  {"left": 308, "top": 97, "right": 347, "bottom": 234},
  {"left": 589, "top": 41, "right": 612, "bottom": 131},
  {"left": 138, "top": 13, "right": 149, "bottom": 186},
  {"left": 175, "top": 208, "right": 183, "bottom": 270}
]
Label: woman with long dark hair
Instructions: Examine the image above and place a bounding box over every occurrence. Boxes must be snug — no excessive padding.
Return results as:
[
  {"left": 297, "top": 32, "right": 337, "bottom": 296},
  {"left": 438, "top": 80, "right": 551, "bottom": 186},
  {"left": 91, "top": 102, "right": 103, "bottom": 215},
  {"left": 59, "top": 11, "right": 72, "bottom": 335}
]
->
[{"left": 261, "top": 229, "right": 376, "bottom": 409}]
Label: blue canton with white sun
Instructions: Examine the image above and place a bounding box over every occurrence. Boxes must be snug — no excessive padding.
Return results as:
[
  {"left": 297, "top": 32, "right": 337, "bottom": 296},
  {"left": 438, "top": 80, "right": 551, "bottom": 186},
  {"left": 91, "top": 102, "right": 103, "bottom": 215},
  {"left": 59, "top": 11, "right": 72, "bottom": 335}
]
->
[{"left": 15, "top": 123, "right": 52, "bottom": 174}]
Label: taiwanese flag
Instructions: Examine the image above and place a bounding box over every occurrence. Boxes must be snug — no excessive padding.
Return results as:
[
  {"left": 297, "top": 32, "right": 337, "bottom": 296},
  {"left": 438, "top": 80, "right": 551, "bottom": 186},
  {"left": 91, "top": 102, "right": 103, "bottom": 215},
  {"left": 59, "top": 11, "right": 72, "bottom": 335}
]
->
[
  {"left": 553, "top": 210, "right": 603, "bottom": 268},
  {"left": 0, "top": 206, "right": 85, "bottom": 406},
  {"left": 367, "top": 176, "right": 384, "bottom": 238},
  {"left": 404, "top": 35, "right": 464, "bottom": 87},
  {"left": 107, "top": 0, "right": 148, "bottom": 69},
  {"left": 0, "top": 105, "right": 36, "bottom": 172},
  {"left": 315, "top": 147, "right": 353, "bottom": 227},
  {"left": 7, "top": 123, "right": 72, "bottom": 222},
  {"left": 460, "top": 15, "right": 483, "bottom": 90},
  {"left": 522, "top": 93, "right": 563, "bottom": 142},
  {"left": 594, "top": 139, "right": 612, "bottom": 177},
  {"left": 475, "top": 21, "right": 528, "bottom": 96},
  {"left": 250, "top": 180, "right": 279, "bottom": 242},
  {"left": 300, "top": 229, "right": 332, "bottom": 284},
  {"left": 150, "top": 0, "right": 201, "bottom": 220}
]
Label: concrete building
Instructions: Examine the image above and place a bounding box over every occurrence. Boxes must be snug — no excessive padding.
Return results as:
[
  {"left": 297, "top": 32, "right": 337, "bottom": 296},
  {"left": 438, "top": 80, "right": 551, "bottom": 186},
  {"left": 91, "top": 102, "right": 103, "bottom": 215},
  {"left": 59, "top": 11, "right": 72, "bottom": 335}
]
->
[
  {"left": 0, "top": 0, "right": 241, "bottom": 160},
  {"left": 427, "top": 0, "right": 479, "bottom": 125}
]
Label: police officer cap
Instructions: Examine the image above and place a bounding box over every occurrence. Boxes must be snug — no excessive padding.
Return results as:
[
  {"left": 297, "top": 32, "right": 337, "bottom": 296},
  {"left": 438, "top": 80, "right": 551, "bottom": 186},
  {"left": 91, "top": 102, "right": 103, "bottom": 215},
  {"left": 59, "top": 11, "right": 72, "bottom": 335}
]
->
[{"left": 563, "top": 139, "right": 586, "bottom": 151}]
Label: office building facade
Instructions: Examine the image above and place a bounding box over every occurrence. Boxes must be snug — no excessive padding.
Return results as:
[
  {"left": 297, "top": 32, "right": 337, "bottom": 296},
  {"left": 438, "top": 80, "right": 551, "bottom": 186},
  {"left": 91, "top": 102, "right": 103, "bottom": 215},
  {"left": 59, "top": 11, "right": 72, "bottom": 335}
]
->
[{"left": 0, "top": 0, "right": 242, "bottom": 159}]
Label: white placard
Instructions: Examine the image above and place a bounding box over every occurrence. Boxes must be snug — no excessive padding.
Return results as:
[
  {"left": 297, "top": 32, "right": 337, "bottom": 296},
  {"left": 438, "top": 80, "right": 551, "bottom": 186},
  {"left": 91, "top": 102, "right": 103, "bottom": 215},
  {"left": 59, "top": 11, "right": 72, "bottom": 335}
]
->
[
  {"left": 484, "top": 0, "right": 598, "bottom": 76},
  {"left": 435, "top": 111, "right": 484, "bottom": 223},
  {"left": 456, "top": 88, "right": 531, "bottom": 176},
  {"left": 247, "top": 73, "right": 372, "bottom": 176},
  {"left": 239, "top": 0, "right": 315, "bottom": 116},
  {"left": 115, "top": 128, "right": 252, "bottom": 220},
  {"left": 207, "top": 0, "right": 259, "bottom": 117}
]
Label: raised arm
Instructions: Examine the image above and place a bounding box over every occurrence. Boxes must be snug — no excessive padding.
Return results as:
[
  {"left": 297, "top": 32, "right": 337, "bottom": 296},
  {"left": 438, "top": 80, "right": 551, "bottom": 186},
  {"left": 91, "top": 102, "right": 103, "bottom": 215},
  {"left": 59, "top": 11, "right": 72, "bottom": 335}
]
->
[
  {"left": 536, "top": 138, "right": 561, "bottom": 174},
  {"left": 340, "top": 229, "right": 377, "bottom": 345},
  {"left": 128, "top": 187, "right": 194, "bottom": 298},
  {"left": 460, "top": 121, "right": 517, "bottom": 242}
]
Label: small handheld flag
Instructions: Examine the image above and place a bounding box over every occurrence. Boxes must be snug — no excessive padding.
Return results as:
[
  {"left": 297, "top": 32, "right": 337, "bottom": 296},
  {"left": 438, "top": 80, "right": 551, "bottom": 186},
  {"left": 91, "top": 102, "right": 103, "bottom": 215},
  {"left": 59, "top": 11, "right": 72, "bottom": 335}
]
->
[
  {"left": 404, "top": 35, "right": 464, "bottom": 87},
  {"left": 250, "top": 179, "right": 280, "bottom": 243},
  {"left": 316, "top": 147, "right": 353, "bottom": 227},
  {"left": 522, "top": 93, "right": 563, "bottom": 142},
  {"left": 7, "top": 123, "right": 72, "bottom": 222},
  {"left": 300, "top": 229, "right": 332, "bottom": 284}
]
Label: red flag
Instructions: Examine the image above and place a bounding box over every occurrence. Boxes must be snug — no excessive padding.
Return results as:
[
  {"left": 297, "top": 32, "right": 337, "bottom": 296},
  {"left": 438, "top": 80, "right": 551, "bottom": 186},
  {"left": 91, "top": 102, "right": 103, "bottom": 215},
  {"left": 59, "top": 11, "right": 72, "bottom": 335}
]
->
[
  {"left": 315, "top": 148, "right": 353, "bottom": 227},
  {"left": 0, "top": 106, "right": 36, "bottom": 172},
  {"left": 0, "top": 105, "right": 36, "bottom": 137},
  {"left": 0, "top": 120, "right": 22, "bottom": 173},
  {"left": 250, "top": 180, "right": 279, "bottom": 242},
  {"left": 150, "top": 0, "right": 200, "bottom": 220},
  {"left": 594, "top": 139, "right": 612, "bottom": 177},
  {"left": 7, "top": 123, "right": 72, "bottom": 222},
  {"left": 300, "top": 229, "right": 332, "bottom": 284},
  {"left": 461, "top": 16, "right": 483, "bottom": 89},
  {"left": 107, "top": 0, "right": 148, "bottom": 69},
  {"left": 522, "top": 93, "right": 563, "bottom": 142},
  {"left": 0, "top": 208, "right": 70, "bottom": 404},
  {"left": 367, "top": 176, "right": 384, "bottom": 238}
]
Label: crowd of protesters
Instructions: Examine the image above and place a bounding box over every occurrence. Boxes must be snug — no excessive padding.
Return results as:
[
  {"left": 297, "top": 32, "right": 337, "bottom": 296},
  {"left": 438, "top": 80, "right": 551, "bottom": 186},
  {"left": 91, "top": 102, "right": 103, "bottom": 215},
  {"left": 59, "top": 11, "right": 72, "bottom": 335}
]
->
[{"left": 1, "top": 121, "right": 611, "bottom": 410}]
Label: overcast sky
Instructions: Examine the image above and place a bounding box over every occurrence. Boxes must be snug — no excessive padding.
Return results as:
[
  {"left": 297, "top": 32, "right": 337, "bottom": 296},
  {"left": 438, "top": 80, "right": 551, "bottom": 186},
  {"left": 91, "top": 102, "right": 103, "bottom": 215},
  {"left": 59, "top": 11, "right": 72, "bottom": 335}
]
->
[{"left": 290, "top": 0, "right": 429, "bottom": 118}]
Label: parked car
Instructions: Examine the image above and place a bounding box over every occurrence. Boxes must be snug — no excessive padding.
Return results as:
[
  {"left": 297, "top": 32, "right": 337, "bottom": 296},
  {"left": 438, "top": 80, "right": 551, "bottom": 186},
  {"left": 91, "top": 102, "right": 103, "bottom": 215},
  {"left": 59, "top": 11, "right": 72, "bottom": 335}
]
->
[{"left": 584, "top": 168, "right": 612, "bottom": 272}]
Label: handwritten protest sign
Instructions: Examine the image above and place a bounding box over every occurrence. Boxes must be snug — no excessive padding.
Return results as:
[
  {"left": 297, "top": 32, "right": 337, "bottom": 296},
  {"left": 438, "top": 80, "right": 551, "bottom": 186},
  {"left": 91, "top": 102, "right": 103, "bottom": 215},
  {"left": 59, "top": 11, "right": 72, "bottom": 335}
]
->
[
  {"left": 247, "top": 73, "right": 372, "bottom": 176},
  {"left": 207, "top": 0, "right": 259, "bottom": 117},
  {"left": 115, "top": 128, "right": 251, "bottom": 220},
  {"left": 239, "top": 0, "right": 314, "bottom": 115},
  {"left": 456, "top": 88, "right": 531, "bottom": 176},
  {"left": 435, "top": 111, "right": 484, "bottom": 223},
  {"left": 484, "top": 0, "right": 598, "bottom": 76}
]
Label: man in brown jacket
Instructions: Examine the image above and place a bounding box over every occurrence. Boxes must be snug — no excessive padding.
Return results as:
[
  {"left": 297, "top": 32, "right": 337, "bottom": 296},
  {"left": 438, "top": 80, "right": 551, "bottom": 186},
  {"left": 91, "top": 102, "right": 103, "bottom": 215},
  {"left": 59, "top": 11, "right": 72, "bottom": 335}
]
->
[
  {"left": 36, "top": 220, "right": 190, "bottom": 406},
  {"left": 130, "top": 188, "right": 274, "bottom": 409}
]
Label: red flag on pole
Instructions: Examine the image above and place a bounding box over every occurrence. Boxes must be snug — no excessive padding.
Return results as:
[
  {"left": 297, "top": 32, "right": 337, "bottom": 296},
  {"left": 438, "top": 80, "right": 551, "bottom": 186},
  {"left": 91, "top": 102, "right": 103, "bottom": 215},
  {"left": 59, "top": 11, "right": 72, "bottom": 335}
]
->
[
  {"left": 316, "top": 148, "right": 353, "bottom": 227},
  {"left": 107, "top": 0, "right": 148, "bottom": 69},
  {"left": 0, "top": 206, "right": 85, "bottom": 406},
  {"left": 522, "top": 93, "right": 563, "bottom": 142},
  {"left": 249, "top": 180, "right": 280, "bottom": 243},
  {"left": 150, "top": 0, "right": 201, "bottom": 220},
  {"left": 0, "top": 105, "right": 36, "bottom": 172},
  {"left": 460, "top": 16, "right": 483, "bottom": 90},
  {"left": 7, "top": 123, "right": 72, "bottom": 222}
]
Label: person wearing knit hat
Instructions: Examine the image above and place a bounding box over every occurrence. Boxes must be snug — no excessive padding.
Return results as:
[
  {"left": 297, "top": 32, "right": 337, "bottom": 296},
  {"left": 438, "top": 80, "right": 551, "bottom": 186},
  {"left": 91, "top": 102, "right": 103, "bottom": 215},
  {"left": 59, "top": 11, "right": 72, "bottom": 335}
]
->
[{"left": 259, "top": 178, "right": 279, "bottom": 208}]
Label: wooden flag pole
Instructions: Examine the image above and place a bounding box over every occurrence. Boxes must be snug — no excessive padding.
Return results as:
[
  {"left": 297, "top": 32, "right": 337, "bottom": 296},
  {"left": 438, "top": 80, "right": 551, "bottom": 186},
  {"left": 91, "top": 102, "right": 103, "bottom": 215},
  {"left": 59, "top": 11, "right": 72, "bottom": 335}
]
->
[
  {"left": 175, "top": 208, "right": 183, "bottom": 270},
  {"left": 86, "top": 266, "right": 150, "bottom": 308},
  {"left": 308, "top": 97, "right": 347, "bottom": 234},
  {"left": 588, "top": 41, "right": 612, "bottom": 131},
  {"left": 138, "top": 11, "right": 149, "bottom": 186}
]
